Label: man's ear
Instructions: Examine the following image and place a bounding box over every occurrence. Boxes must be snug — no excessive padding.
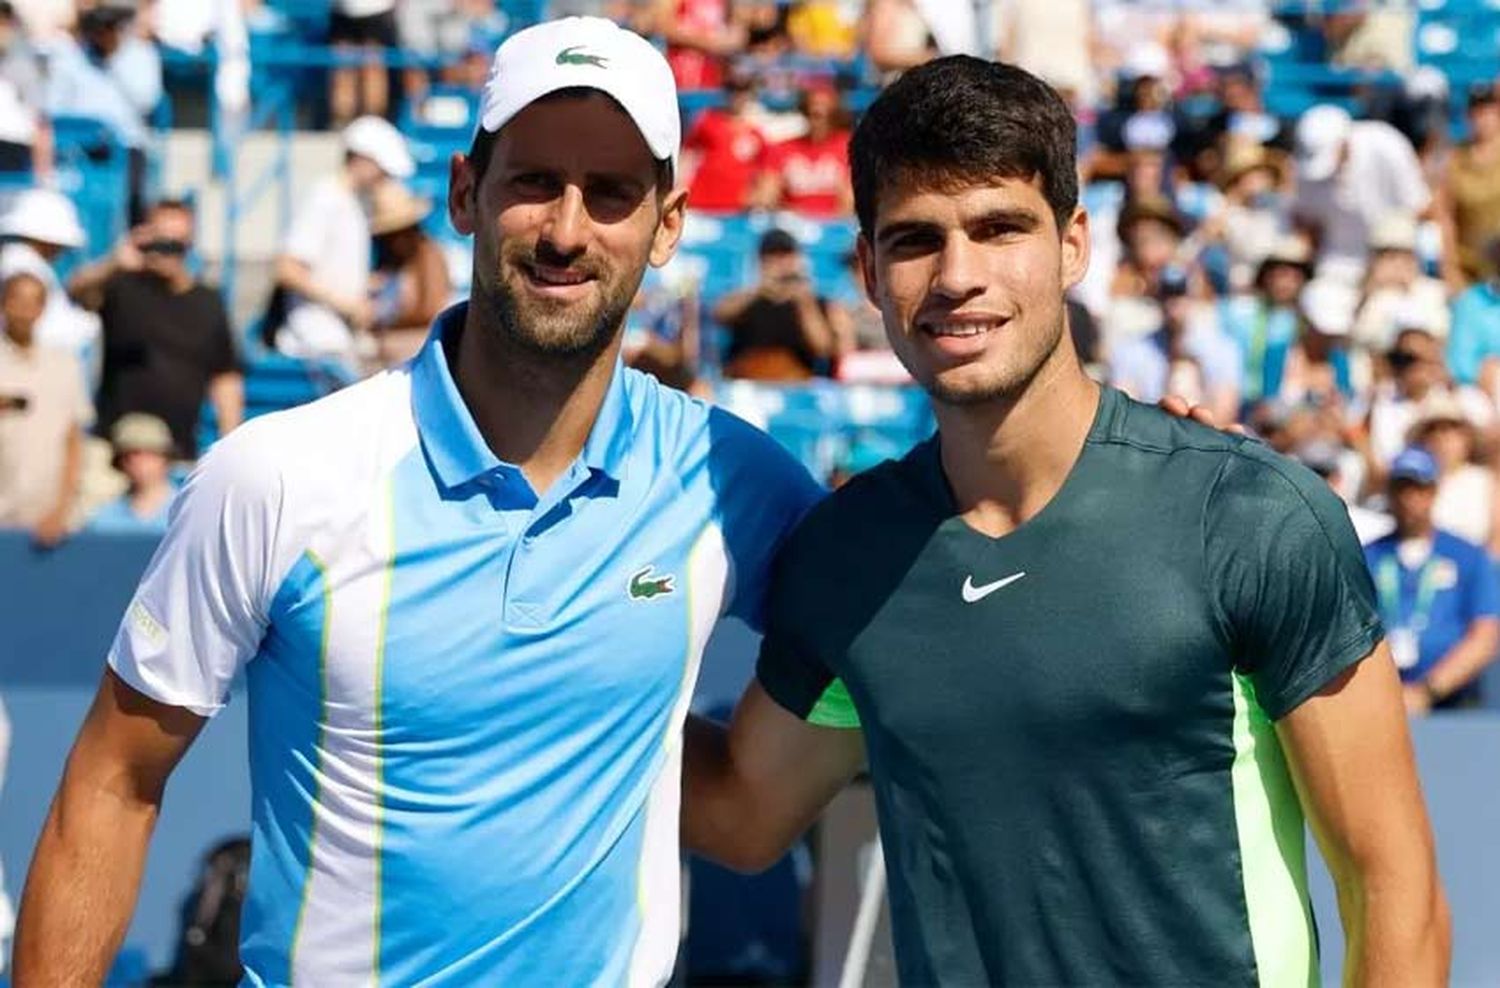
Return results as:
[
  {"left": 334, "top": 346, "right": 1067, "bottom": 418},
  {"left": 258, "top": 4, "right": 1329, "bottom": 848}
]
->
[
  {"left": 649, "top": 187, "right": 689, "bottom": 268},
  {"left": 855, "top": 234, "right": 879, "bottom": 308},
  {"left": 448, "top": 152, "right": 477, "bottom": 236},
  {"left": 1061, "top": 205, "right": 1091, "bottom": 291}
]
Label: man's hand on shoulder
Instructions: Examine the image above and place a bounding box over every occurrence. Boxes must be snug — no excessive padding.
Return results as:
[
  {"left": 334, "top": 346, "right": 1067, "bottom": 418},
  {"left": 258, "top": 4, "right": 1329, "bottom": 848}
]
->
[{"left": 1158, "top": 394, "right": 1248, "bottom": 435}]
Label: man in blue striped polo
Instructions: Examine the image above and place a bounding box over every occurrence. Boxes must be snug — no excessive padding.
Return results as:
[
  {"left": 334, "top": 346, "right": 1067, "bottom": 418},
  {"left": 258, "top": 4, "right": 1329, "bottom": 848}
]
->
[{"left": 14, "top": 17, "right": 822, "bottom": 986}]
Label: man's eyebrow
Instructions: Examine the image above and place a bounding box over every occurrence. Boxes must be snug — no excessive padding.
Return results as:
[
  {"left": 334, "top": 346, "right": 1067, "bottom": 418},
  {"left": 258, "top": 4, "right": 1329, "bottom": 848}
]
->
[
  {"left": 874, "top": 219, "right": 940, "bottom": 246},
  {"left": 876, "top": 208, "right": 1042, "bottom": 245},
  {"left": 500, "top": 161, "right": 650, "bottom": 187}
]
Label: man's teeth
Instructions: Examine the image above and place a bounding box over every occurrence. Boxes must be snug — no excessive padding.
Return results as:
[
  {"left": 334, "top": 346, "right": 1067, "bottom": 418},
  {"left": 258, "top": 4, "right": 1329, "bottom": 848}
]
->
[
  {"left": 927, "top": 321, "right": 1000, "bottom": 337},
  {"left": 532, "top": 266, "right": 588, "bottom": 285}
]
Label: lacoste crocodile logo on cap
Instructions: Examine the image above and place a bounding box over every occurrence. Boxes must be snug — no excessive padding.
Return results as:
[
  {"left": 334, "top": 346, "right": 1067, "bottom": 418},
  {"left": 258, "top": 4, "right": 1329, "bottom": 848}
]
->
[
  {"left": 629, "top": 565, "right": 675, "bottom": 601},
  {"left": 556, "top": 45, "right": 608, "bottom": 68}
]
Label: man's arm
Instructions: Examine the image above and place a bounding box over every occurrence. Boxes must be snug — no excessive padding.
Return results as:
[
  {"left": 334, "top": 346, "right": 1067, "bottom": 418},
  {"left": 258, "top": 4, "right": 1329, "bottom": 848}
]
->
[
  {"left": 33, "top": 424, "right": 83, "bottom": 547},
  {"left": 272, "top": 255, "right": 372, "bottom": 332},
  {"left": 1410, "top": 616, "right": 1500, "bottom": 714},
  {"left": 68, "top": 235, "right": 142, "bottom": 312},
  {"left": 13, "top": 670, "right": 205, "bottom": 985},
  {"left": 208, "top": 371, "right": 244, "bottom": 439},
  {"left": 683, "top": 681, "right": 864, "bottom": 872},
  {"left": 1277, "top": 644, "right": 1450, "bottom": 986}
]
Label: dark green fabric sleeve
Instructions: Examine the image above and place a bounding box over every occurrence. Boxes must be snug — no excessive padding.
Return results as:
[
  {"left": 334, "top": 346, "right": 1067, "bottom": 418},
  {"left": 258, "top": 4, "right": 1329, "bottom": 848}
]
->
[
  {"left": 753, "top": 521, "right": 862, "bottom": 729},
  {"left": 1204, "top": 444, "right": 1385, "bottom": 720}
]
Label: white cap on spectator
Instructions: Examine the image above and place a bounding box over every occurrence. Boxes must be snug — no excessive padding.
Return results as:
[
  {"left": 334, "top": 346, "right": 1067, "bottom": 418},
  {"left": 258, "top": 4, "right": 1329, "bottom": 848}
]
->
[
  {"left": 1123, "top": 42, "right": 1171, "bottom": 81},
  {"left": 342, "top": 116, "right": 414, "bottom": 180},
  {"left": 1369, "top": 213, "right": 1418, "bottom": 253},
  {"left": 477, "top": 16, "right": 681, "bottom": 174},
  {"left": 1392, "top": 296, "right": 1447, "bottom": 338},
  {"left": 1301, "top": 277, "right": 1358, "bottom": 336},
  {"left": 0, "top": 188, "right": 86, "bottom": 248},
  {"left": 1295, "top": 105, "right": 1352, "bottom": 182}
]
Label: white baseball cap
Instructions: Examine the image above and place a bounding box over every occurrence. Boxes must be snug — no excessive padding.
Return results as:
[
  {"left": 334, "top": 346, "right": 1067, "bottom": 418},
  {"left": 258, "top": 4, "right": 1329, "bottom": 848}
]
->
[
  {"left": 1295, "top": 105, "right": 1352, "bottom": 182},
  {"left": 0, "top": 188, "right": 86, "bottom": 248},
  {"left": 342, "top": 115, "right": 414, "bottom": 180},
  {"left": 1300, "top": 277, "right": 1358, "bottom": 336},
  {"left": 477, "top": 16, "right": 681, "bottom": 176}
]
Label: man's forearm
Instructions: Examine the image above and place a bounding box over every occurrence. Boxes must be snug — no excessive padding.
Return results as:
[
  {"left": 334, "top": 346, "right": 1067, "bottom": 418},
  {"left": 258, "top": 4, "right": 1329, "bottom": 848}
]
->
[
  {"left": 1424, "top": 621, "right": 1500, "bottom": 701},
  {"left": 1341, "top": 867, "right": 1450, "bottom": 987},
  {"left": 681, "top": 714, "right": 762, "bottom": 868},
  {"left": 14, "top": 779, "right": 160, "bottom": 984},
  {"left": 209, "top": 373, "right": 245, "bottom": 437}
]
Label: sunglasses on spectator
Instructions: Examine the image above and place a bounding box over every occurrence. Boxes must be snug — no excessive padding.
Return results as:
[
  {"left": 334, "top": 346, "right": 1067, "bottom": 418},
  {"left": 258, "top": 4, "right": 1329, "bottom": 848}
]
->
[
  {"left": 1388, "top": 349, "right": 1430, "bottom": 369},
  {"left": 141, "top": 238, "right": 189, "bottom": 256}
]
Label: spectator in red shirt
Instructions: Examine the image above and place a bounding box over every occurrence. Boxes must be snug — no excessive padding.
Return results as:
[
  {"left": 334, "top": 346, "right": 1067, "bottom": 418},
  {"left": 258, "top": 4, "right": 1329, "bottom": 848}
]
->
[
  {"left": 683, "top": 69, "right": 767, "bottom": 213},
  {"left": 649, "top": 0, "right": 746, "bottom": 91},
  {"left": 753, "top": 83, "right": 854, "bottom": 218}
]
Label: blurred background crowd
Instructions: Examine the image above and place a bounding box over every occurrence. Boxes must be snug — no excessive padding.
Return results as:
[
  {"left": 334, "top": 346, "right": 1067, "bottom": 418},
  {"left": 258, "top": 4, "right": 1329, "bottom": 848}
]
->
[
  {"left": 2, "top": 0, "right": 1500, "bottom": 980},
  {"left": 0, "top": 0, "right": 1497, "bottom": 693}
]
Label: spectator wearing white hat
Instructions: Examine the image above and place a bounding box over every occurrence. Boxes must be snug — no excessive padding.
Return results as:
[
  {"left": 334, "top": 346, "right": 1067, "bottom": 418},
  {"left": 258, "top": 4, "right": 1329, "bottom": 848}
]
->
[
  {"left": 1352, "top": 213, "right": 1449, "bottom": 353},
  {"left": 0, "top": 187, "right": 101, "bottom": 361},
  {"left": 1292, "top": 104, "right": 1432, "bottom": 287},
  {"left": 269, "top": 114, "right": 414, "bottom": 369},
  {"left": 1279, "top": 276, "right": 1357, "bottom": 409}
]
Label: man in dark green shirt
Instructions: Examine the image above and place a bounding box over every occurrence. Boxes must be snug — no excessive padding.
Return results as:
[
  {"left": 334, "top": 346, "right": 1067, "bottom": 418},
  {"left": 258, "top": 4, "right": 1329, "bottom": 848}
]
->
[{"left": 684, "top": 57, "right": 1449, "bottom": 986}]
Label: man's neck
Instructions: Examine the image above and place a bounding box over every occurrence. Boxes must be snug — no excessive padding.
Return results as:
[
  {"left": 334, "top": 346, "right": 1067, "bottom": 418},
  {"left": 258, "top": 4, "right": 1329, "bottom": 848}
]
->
[
  {"left": 934, "top": 348, "right": 1100, "bottom": 539},
  {"left": 1397, "top": 523, "right": 1435, "bottom": 543},
  {"left": 452, "top": 300, "right": 621, "bottom": 498},
  {"left": 4, "top": 331, "right": 32, "bottom": 353}
]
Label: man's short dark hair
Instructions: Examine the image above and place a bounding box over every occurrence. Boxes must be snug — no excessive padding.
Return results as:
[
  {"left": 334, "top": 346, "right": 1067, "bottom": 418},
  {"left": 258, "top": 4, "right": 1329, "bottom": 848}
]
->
[
  {"left": 466, "top": 88, "right": 673, "bottom": 193},
  {"left": 849, "top": 57, "right": 1079, "bottom": 237}
]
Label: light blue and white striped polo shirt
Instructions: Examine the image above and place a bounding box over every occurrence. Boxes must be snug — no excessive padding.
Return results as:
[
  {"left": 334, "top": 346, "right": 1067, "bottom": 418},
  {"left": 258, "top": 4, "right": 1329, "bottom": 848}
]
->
[{"left": 107, "top": 302, "right": 824, "bottom": 987}]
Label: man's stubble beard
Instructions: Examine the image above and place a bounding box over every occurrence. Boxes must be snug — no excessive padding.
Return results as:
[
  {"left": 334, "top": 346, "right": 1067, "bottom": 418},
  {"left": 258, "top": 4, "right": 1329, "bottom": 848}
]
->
[
  {"left": 920, "top": 304, "right": 1068, "bottom": 409},
  {"left": 478, "top": 243, "right": 647, "bottom": 364}
]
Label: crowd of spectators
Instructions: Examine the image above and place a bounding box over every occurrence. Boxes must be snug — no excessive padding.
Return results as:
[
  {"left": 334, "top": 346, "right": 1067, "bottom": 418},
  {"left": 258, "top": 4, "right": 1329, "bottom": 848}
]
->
[{"left": 0, "top": 0, "right": 1496, "bottom": 707}]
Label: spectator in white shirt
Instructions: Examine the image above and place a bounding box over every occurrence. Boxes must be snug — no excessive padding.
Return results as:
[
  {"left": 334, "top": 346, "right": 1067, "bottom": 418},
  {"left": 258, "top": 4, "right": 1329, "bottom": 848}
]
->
[
  {"left": 270, "top": 116, "right": 414, "bottom": 371},
  {"left": 1293, "top": 104, "right": 1432, "bottom": 287}
]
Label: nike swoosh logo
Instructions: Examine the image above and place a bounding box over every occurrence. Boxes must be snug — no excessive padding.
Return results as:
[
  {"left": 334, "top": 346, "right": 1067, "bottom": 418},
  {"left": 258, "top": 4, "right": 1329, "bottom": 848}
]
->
[{"left": 961, "top": 572, "right": 1026, "bottom": 603}]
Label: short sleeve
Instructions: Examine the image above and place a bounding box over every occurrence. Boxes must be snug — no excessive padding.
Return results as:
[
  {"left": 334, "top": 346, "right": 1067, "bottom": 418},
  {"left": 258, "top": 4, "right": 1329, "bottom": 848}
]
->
[
  {"left": 208, "top": 294, "right": 241, "bottom": 376},
  {"left": 107, "top": 422, "right": 285, "bottom": 715},
  {"left": 755, "top": 569, "right": 861, "bottom": 730},
  {"left": 706, "top": 407, "right": 825, "bottom": 630},
  {"left": 1204, "top": 446, "right": 1385, "bottom": 719}
]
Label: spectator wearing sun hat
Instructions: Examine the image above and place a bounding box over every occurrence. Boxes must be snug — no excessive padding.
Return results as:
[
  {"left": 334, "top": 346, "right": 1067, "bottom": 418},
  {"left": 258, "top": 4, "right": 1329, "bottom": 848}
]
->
[
  {"left": 1292, "top": 104, "right": 1432, "bottom": 286},
  {"left": 1352, "top": 212, "right": 1449, "bottom": 352},
  {"left": 368, "top": 180, "right": 450, "bottom": 369},
  {"left": 1220, "top": 235, "right": 1313, "bottom": 409},
  {"left": 85, "top": 411, "right": 178, "bottom": 533},
  {"left": 0, "top": 187, "right": 100, "bottom": 361},
  {"left": 270, "top": 114, "right": 415, "bottom": 369},
  {"left": 1407, "top": 392, "right": 1499, "bottom": 552}
]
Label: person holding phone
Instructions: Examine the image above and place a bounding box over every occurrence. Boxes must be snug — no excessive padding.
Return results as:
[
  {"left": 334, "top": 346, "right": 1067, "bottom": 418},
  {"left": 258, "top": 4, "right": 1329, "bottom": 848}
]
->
[
  {"left": 67, "top": 197, "right": 242, "bottom": 460},
  {"left": 713, "top": 227, "right": 851, "bottom": 380}
]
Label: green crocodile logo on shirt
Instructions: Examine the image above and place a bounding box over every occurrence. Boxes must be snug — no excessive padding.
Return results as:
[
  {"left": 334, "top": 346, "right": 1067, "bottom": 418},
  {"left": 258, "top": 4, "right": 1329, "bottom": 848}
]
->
[
  {"left": 629, "top": 566, "right": 675, "bottom": 601},
  {"left": 556, "top": 45, "right": 608, "bottom": 68}
]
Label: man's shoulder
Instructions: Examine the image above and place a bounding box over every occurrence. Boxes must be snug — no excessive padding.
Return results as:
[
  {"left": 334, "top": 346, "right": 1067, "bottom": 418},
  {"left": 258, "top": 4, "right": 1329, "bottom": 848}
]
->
[
  {"left": 779, "top": 442, "right": 933, "bottom": 561},
  {"left": 1435, "top": 529, "right": 1489, "bottom": 567},
  {"left": 1095, "top": 388, "right": 1242, "bottom": 460},
  {"left": 217, "top": 368, "right": 415, "bottom": 485}
]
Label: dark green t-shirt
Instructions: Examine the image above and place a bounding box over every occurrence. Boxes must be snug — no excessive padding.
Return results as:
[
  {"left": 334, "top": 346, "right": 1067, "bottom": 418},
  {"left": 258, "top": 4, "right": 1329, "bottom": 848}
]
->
[{"left": 757, "top": 387, "right": 1382, "bottom": 987}]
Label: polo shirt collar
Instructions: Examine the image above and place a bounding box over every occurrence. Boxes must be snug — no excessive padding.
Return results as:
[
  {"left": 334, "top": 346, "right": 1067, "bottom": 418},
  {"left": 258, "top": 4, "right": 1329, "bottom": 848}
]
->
[{"left": 410, "top": 302, "right": 636, "bottom": 490}]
